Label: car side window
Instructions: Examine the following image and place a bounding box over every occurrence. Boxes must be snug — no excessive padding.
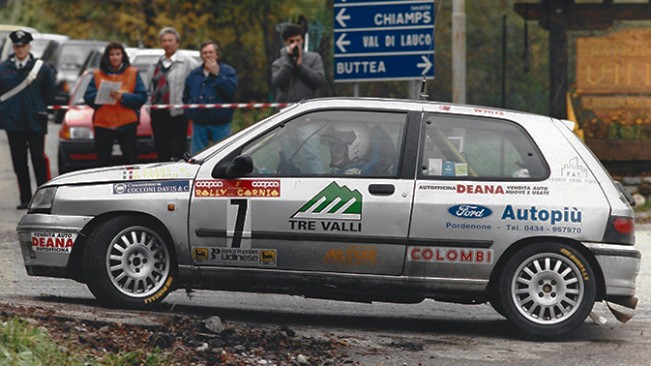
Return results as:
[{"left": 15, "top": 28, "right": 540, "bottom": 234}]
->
[
  {"left": 420, "top": 114, "right": 548, "bottom": 180},
  {"left": 241, "top": 110, "right": 407, "bottom": 177}
]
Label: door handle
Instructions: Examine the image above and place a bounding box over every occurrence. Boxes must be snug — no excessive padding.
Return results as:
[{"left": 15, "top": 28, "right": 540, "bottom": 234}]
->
[{"left": 368, "top": 184, "right": 395, "bottom": 196}]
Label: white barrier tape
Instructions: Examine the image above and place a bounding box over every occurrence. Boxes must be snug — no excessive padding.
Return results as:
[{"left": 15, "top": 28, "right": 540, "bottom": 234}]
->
[{"left": 47, "top": 102, "right": 291, "bottom": 111}]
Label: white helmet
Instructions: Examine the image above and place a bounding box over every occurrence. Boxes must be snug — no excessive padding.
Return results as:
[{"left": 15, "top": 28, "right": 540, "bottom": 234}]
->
[{"left": 323, "top": 123, "right": 371, "bottom": 164}]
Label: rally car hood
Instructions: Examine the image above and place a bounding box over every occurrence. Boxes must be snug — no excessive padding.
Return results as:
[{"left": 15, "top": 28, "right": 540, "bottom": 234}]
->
[{"left": 48, "top": 161, "right": 200, "bottom": 187}]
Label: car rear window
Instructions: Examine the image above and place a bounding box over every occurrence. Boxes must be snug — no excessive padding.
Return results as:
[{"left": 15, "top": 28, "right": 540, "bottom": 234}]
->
[{"left": 419, "top": 113, "right": 548, "bottom": 180}]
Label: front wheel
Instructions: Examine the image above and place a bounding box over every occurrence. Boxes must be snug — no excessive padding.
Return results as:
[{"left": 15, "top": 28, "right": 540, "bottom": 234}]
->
[
  {"left": 82, "top": 216, "right": 177, "bottom": 309},
  {"left": 498, "top": 242, "right": 596, "bottom": 338}
]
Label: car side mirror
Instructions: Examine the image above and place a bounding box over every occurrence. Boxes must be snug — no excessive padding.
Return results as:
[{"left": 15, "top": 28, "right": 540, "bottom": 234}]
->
[{"left": 212, "top": 154, "right": 253, "bottom": 178}]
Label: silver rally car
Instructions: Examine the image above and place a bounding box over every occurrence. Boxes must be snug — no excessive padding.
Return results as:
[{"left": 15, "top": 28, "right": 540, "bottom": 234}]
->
[{"left": 17, "top": 98, "right": 640, "bottom": 337}]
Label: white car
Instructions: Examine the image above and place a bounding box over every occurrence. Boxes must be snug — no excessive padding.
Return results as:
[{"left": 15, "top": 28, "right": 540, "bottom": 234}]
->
[{"left": 17, "top": 98, "right": 640, "bottom": 338}]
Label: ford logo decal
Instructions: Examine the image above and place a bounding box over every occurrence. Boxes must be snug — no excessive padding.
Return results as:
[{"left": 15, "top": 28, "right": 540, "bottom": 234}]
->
[{"left": 448, "top": 204, "right": 492, "bottom": 219}]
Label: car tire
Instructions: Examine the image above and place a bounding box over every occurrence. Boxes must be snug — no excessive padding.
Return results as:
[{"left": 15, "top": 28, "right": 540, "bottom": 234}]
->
[
  {"left": 57, "top": 148, "right": 69, "bottom": 175},
  {"left": 489, "top": 296, "right": 507, "bottom": 318},
  {"left": 498, "top": 242, "right": 596, "bottom": 338},
  {"left": 82, "top": 216, "right": 176, "bottom": 309}
]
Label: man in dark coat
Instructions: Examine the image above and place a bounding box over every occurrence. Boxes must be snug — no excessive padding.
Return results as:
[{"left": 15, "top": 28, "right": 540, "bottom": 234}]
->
[
  {"left": 183, "top": 41, "right": 238, "bottom": 154},
  {"left": 271, "top": 24, "right": 325, "bottom": 103},
  {"left": 0, "top": 30, "right": 56, "bottom": 209}
]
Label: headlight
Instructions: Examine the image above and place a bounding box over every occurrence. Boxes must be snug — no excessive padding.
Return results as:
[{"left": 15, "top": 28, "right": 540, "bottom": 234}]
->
[
  {"left": 69, "top": 126, "right": 94, "bottom": 139},
  {"left": 28, "top": 187, "right": 58, "bottom": 214}
]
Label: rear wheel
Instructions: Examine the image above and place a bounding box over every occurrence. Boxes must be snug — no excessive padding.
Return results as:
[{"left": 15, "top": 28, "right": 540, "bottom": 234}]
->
[
  {"left": 498, "top": 242, "right": 596, "bottom": 338},
  {"left": 83, "top": 216, "right": 176, "bottom": 309}
]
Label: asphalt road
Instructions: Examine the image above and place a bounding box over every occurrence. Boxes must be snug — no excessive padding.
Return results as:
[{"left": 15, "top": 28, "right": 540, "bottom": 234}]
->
[{"left": 0, "top": 121, "right": 650, "bottom": 365}]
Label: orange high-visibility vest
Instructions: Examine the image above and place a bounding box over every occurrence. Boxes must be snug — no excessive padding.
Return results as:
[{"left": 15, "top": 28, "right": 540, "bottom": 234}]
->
[{"left": 92, "top": 67, "right": 138, "bottom": 129}]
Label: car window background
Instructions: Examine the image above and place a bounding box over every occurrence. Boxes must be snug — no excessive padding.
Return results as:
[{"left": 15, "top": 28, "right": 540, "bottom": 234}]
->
[
  {"left": 70, "top": 72, "right": 93, "bottom": 105},
  {"left": 420, "top": 113, "right": 548, "bottom": 180},
  {"left": 240, "top": 110, "right": 407, "bottom": 178}
]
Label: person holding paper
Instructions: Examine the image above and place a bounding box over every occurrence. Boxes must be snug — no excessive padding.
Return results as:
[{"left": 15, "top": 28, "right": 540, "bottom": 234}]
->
[{"left": 84, "top": 42, "right": 147, "bottom": 167}]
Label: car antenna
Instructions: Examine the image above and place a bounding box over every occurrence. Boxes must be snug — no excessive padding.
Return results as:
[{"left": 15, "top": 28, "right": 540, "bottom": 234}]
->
[{"left": 419, "top": 0, "right": 442, "bottom": 101}]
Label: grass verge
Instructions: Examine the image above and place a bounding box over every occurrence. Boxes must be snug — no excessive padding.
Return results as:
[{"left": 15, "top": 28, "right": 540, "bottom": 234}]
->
[{"left": 0, "top": 317, "right": 170, "bottom": 366}]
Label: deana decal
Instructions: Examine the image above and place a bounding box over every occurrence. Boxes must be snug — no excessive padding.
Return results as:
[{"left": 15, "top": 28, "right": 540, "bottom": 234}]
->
[
  {"left": 448, "top": 204, "right": 493, "bottom": 219},
  {"left": 457, "top": 184, "right": 504, "bottom": 194},
  {"left": 501, "top": 205, "right": 582, "bottom": 225},
  {"left": 31, "top": 232, "right": 77, "bottom": 253}
]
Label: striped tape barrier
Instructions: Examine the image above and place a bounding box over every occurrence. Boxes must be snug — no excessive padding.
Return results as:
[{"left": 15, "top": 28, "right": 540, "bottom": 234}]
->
[{"left": 47, "top": 102, "right": 291, "bottom": 110}]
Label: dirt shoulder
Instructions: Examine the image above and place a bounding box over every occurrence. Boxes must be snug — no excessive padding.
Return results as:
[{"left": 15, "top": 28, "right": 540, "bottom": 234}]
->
[{"left": 0, "top": 297, "right": 358, "bottom": 365}]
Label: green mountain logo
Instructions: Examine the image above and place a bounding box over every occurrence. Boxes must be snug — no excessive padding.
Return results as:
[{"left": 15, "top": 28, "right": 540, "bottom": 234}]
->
[{"left": 292, "top": 182, "right": 362, "bottom": 221}]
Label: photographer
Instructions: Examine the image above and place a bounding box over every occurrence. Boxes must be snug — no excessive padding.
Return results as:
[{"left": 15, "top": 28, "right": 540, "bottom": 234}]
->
[{"left": 271, "top": 24, "right": 325, "bottom": 103}]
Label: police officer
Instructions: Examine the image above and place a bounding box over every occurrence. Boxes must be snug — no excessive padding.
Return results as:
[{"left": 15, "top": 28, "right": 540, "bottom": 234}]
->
[{"left": 0, "top": 30, "right": 56, "bottom": 209}]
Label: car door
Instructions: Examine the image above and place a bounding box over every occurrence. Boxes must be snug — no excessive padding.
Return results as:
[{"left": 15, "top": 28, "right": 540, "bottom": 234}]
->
[
  {"left": 407, "top": 112, "right": 550, "bottom": 282},
  {"left": 188, "top": 109, "right": 415, "bottom": 276}
]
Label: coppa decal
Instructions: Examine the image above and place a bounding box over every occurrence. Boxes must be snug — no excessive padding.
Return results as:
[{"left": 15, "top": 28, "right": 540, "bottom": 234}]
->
[
  {"left": 501, "top": 205, "right": 582, "bottom": 225},
  {"left": 408, "top": 247, "right": 493, "bottom": 264},
  {"left": 113, "top": 180, "right": 190, "bottom": 194},
  {"left": 323, "top": 245, "right": 377, "bottom": 266},
  {"left": 121, "top": 166, "right": 194, "bottom": 180},
  {"left": 31, "top": 232, "right": 77, "bottom": 253},
  {"left": 290, "top": 182, "right": 363, "bottom": 232},
  {"left": 192, "top": 247, "right": 277, "bottom": 267},
  {"left": 194, "top": 179, "right": 280, "bottom": 198}
]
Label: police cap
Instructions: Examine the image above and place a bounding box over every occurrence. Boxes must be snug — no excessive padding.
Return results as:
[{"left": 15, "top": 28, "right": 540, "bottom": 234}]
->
[{"left": 9, "top": 30, "right": 33, "bottom": 46}]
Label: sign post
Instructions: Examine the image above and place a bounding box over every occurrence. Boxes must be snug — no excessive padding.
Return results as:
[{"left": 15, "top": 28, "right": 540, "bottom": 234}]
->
[{"left": 333, "top": 0, "right": 436, "bottom": 83}]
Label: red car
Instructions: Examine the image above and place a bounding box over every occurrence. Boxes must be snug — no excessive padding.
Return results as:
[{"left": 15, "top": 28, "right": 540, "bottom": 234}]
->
[{"left": 57, "top": 70, "right": 159, "bottom": 174}]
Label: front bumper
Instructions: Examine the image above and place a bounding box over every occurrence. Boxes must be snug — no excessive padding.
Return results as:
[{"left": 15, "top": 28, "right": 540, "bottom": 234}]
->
[
  {"left": 16, "top": 213, "right": 94, "bottom": 278},
  {"left": 58, "top": 138, "right": 158, "bottom": 173},
  {"left": 584, "top": 243, "right": 641, "bottom": 297}
]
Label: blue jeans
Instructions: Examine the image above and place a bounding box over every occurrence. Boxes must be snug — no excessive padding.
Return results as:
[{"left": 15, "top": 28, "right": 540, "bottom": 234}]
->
[{"left": 191, "top": 123, "right": 232, "bottom": 154}]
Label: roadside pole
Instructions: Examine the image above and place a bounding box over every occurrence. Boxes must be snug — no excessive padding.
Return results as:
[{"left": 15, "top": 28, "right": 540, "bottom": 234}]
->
[{"left": 452, "top": 0, "right": 466, "bottom": 104}]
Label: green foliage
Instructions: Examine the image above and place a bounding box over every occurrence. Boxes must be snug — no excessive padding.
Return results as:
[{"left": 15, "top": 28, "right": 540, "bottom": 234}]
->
[
  {"left": 0, "top": 317, "right": 79, "bottom": 365},
  {"left": 0, "top": 0, "right": 550, "bottom": 113},
  {"left": 0, "top": 317, "right": 171, "bottom": 366}
]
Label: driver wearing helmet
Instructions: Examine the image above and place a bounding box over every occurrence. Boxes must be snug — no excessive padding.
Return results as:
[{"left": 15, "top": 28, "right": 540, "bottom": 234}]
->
[{"left": 322, "top": 123, "right": 394, "bottom": 176}]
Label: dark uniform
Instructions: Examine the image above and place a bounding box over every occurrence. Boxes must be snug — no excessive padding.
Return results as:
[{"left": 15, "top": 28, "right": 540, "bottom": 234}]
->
[{"left": 0, "top": 30, "right": 56, "bottom": 209}]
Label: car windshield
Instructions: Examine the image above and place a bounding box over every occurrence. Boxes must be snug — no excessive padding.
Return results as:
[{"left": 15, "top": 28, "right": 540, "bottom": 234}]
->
[
  {"left": 29, "top": 39, "right": 51, "bottom": 58},
  {"left": 70, "top": 72, "right": 93, "bottom": 105},
  {"left": 58, "top": 44, "right": 99, "bottom": 71}
]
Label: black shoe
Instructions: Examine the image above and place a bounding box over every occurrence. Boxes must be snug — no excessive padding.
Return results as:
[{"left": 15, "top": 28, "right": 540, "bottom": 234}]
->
[{"left": 16, "top": 203, "right": 28, "bottom": 210}]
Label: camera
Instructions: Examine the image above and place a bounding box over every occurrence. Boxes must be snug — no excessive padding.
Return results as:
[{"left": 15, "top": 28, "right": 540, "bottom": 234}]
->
[{"left": 290, "top": 46, "right": 299, "bottom": 62}]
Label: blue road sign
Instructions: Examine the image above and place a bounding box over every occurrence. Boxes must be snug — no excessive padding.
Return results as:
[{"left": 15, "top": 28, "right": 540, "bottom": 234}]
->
[
  {"left": 334, "top": 0, "right": 435, "bottom": 82},
  {"left": 334, "top": 53, "right": 434, "bottom": 82}
]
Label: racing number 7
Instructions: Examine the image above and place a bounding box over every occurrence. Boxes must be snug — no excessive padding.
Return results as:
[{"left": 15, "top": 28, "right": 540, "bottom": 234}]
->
[{"left": 230, "top": 199, "right": 247, "bottom": 248}]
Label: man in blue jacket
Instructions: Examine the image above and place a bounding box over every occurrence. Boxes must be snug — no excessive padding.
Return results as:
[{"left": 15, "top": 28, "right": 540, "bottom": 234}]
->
[
  {"left": 0, "top": 30, "right": 56, "bottom": 209},
  {"left": 183, "top": 41, "right": 237, "bottom": 154}
]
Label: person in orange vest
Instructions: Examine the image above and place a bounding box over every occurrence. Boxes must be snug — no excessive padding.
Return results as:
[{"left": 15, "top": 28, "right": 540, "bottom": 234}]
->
[{"left": 84, "top": 42, "right": 147, "bottom": 167}]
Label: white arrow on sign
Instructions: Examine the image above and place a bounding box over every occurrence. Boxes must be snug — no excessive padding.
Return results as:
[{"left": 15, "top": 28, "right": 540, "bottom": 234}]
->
[
  {"left": 336, "top": 8, "right": 350, "bottom": 28},
  {"left": 417, "top": 55, "right": 433, "bottom": 75},
  {"left": 336, "top": 33, "right": 351, "bottom": 53}
]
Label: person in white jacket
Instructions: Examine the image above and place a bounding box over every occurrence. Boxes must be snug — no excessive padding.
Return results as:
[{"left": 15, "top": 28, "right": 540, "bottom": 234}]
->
[{"left": 148, "top": 27, "right": 200, "bottom": 162}]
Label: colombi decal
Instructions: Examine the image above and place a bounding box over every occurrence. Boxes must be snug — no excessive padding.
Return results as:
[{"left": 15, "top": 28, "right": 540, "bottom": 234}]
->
[{"left": 292, "top": 182, "right": 362, "bottom": 221}]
